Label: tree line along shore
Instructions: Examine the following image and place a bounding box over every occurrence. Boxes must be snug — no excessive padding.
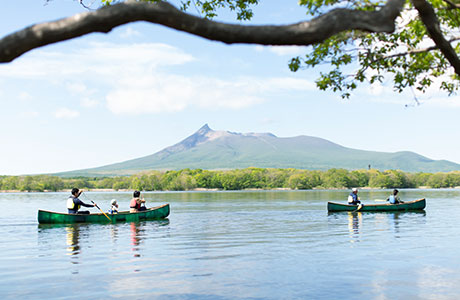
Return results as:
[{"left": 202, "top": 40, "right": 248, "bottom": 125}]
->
[{"left": 1, "top": 168, "right": 460, "bottom": 192}]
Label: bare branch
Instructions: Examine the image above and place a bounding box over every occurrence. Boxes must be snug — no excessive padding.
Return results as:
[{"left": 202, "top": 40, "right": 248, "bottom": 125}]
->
[
  {"left": 79, "top": 0, "right": 97, "bottom": 10},
  {"left": 371, "top": 37, "right": 460, "bottom": 62},
  {"left": 0, "top": 0, "right": 405, "bottom": 63},
  {"left": 412, "top": 0, "right": 460, "bottom": 76}
]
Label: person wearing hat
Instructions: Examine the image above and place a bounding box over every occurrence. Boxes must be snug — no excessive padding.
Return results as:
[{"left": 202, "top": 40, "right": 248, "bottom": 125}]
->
[
  {"left": 109, "top": 199, "right": 119, "bottom": 214},
  {"left": 347, "top": 188, "right": 361, "bottom": 205},
  {"left": 387, "top": 189, "right": 404, "bottom": 204}
]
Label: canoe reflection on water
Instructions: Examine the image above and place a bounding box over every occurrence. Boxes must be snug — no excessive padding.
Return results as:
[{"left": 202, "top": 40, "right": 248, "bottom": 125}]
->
[
  {"left": 37, "top": 219, "right": 170, "bottom": 269},
  {"left": 328, "top": 210, "right": 427, "bottom": 242}
]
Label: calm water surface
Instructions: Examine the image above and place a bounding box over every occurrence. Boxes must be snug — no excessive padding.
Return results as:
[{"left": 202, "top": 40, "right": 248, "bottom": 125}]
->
[{"left": 1, "top": 189, "right": 460, "bottom": 299}]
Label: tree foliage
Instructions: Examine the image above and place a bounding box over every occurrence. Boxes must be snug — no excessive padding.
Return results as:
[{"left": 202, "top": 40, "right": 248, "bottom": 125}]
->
[
  {"left": 2, "top": 168, "right": 460, "bottom": 192},
  {"left": 1, "top": 0, "right": 458, "bottom": 99},
  {"left": 291, "top": 0, "right": 460, "bottom": 98}
]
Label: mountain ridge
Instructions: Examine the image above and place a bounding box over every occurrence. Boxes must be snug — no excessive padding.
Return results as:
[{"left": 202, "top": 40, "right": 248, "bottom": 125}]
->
[{"left": 56, "top": 124, "right": 460, "bottom": 176}]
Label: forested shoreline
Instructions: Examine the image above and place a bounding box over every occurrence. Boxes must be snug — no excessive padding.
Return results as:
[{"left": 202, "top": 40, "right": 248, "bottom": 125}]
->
[{"left": 1, "top": 168, "right": 460, "bottom": 192}]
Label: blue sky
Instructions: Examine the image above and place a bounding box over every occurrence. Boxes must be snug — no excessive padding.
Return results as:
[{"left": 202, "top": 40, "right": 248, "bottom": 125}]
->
[{"left": 1, "top": 0, "right": 460, "bottom": 175}]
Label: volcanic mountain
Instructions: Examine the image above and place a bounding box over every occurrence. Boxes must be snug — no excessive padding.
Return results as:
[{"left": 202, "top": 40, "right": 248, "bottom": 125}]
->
[{"left": 58, "top": 124, "right": 460, "bottom": 176}]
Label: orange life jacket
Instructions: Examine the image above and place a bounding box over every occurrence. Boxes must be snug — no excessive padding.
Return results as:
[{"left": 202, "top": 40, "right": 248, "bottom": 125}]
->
[{"left": 130, "top": 198, "right": 140, "bottom": 209}]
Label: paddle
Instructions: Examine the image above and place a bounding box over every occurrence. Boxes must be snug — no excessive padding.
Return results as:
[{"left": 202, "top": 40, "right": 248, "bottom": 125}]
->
[
  {"left": 91, "top": 200, "right": 112, "bottom": 222},
  {"left": 353, "top": 204, "right": 363, "bottom": 212},
  {"left": 138, "top": 191, "right": 147, "bottom": 211},
  {"left": 374, "top": 199, "right": 388, "bottom": 202},
  {"left": 82, "top": 192, "right": 111, "bottom": 221}
]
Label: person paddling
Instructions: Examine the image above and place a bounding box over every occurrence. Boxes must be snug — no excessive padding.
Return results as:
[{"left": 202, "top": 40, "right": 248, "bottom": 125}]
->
[
  {"left": 347, "top": 188, "right": 361, "bottom": 205},
  {"left": 67, "top": 188, "right": 96, "bottom": 214},
  {"left": 130, "top": 190, "right": 146, "bottom": 213},
  {"left": 387, "top": 189, "right": 404, "bottom": 204}
]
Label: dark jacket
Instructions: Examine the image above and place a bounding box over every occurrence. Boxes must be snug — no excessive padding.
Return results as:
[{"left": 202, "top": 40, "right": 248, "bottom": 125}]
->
[{"left": 68, "top": 196, "right": 93, "bottom": 214}]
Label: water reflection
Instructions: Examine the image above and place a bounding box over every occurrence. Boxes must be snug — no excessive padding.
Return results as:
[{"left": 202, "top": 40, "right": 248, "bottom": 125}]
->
[
  {"left": 329, "top": 211, "right": 427, "bottom": 243},
  {"left": 389, "top": 211, "right": 426, "bottom": 238},
  {"left": 64, "top": 225, "right": 82, "bottom": 275},
  {"left": 38, "top": 219, "right": 170, "bottom": 278},
  {"left": 66, "top": 225, "right": 81, "bottom": 258},
  {"left": 24, "top": 190, "right": 460, "bottom": 299},
  {"left": 37, "top": 223, "right": 84, "bottom": 264},
  {"left": 347, "top": 212, "right": 362, "bottom": 242},
  {"left": 390, "top": 213, "right": 401, "bottom": 236},
  {"left": 110, "top": 224, "right": 119, "bottom": 242},
  {"left": 130, "top": 222, "right": 144, "bottom": 258}
]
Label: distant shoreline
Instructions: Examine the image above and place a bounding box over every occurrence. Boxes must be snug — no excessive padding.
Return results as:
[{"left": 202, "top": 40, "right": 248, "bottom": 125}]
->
[
  {"left": 0, "top": 186, "right": 453, "bottom": 193},
  {"left": 3, "top": 168, "right": 460, "bottom": 191}
]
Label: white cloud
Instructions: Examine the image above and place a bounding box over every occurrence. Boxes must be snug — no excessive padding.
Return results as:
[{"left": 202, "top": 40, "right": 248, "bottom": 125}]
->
[
  {"left": 106, "top": 79, "right": 189, "bottom": 114},
  {"left": 106, "top": 74, "right": 259, "bottom": 114},
  {"left": 0, "top": 42, "right": 195, "bottom": 79},
  {"left": 55, "top": 108, "right": 80, "bottom": 119},
  {"left": 119, "top": 27, "right": 142, "bottom": 39},
  {"left": 80, "top": 97, "right": 99, "bottom": 108},
  {"left": 0, "top": 41, "right": 317, "bottom": 115},
  {"left": 83, "top": 42, "right": 195, "bottom": 74},
  {"left": 106, "top": 74, "right": 315, "bottom": 115},
  {"left": 66, "top": 82, "right": 89, "bottom": 95}
]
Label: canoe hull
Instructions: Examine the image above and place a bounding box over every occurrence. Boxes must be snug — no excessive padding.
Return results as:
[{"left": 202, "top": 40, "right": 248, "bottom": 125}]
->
[
  {"left": 327, "top": 198, "right": 426, "bottom": 212},
  {"left": 38, "top": 204, "right": 170, "bottom": 224}
]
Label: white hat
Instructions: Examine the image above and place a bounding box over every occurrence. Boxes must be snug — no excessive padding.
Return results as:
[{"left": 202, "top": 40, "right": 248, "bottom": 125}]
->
[
  {"left": 352, "top": 188, "right": 358, "bottom": 192},
  {"left": 111, "top": 199, "right": 117, "bottom": 204}
]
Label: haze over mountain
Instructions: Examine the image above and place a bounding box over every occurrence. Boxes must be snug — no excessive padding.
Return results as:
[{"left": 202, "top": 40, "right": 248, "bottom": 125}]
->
[{"left": 58, "top": 124, "right": 460, "bottom": 176}]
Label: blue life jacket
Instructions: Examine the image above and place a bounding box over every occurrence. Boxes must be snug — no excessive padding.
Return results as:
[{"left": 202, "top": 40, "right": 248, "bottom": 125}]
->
[
  {"left": 348, "top": 192, "right": 360, "bottom": 205},
  {"left": 108, "top": 206, "right": 118, "bottom": 214}
]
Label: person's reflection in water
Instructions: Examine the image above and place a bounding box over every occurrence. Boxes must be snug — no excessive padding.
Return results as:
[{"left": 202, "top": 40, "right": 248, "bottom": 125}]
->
[
  {"left": 388, "top": 211, "right": 426, "bottom": 238},
  {"left": 66, "top": 225, "right": 80, "bottom": 258},
  {"left": 130, "top": 222, "right": 143, "bottom": 258},
  {"left": 348, "top": 212, "right": 362, "bottom": 242},
  {"left": 65, "top": 225, "right": 81, "bottom": 274},
  {"left": 391, "top": 213, "right": 401, "bottom": 237},
  {"left": 110, "top": 224, "right": 118, "bottom": 243}
]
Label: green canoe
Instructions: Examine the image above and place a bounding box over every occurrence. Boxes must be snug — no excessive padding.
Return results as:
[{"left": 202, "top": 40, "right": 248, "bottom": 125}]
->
[
  {"left": 38, "top": 204, "right": 170, "bottom": 224},
  {"left": 327, "top": 198, "right": 426, "bottom": 212}
]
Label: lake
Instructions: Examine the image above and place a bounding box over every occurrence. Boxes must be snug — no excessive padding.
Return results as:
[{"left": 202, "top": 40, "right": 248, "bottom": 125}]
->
[{"left": 1, "top": 189, "right": 460, "bottom": 299}]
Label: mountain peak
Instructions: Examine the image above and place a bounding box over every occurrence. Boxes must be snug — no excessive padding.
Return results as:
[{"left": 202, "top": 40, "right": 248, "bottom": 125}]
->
[
  {"left": 156, "top": 124, "right": 215, "bottom": 158},
  {"left": 196, "top": 123, "right": 213, "bottom": 135}
]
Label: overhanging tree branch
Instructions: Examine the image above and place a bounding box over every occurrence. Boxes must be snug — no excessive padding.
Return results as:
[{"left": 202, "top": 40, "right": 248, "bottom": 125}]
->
[
  {"left": 0, "top": 0, "right": 405, "bottom": 63},
  {"left": 371, "top": 37, "right": 460, "bottom": 62},
  {"left": 412, "top": 0, "right": 460, "bottom": 76},
  {"left": 442, "top": 0, "right": 460, "bottom": 9}
]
